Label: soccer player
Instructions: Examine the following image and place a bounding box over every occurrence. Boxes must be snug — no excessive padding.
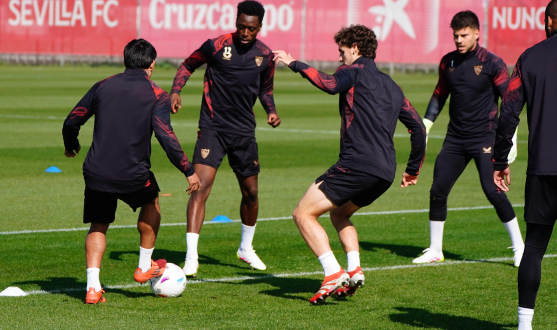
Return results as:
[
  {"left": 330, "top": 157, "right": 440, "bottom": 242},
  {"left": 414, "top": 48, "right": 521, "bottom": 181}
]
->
[
  {"left": 63, "top": 39, "right": 200, "bottom": 304},
  {"left": 412, "top": 11, "right": 524, "bottom": 266},
  {"left": 170, "top": 0, "right": 280, "bottom": 276},
  {"left": 493, "top": 2, "right": 557, "bottom": 329},
  {"left": 273, "top": 24, "right": 426, "bottom": 304}
]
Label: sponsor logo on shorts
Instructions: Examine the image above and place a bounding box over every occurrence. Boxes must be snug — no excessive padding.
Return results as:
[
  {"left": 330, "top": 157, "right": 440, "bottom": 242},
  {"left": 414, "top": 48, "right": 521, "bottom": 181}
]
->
[
  {"left": 255, "top": 56, "right": 263, "bottom": 66},
  {"left": 483, "top": 146, "right": 492, "bottom": 154},
  {"left": 201, "top": 149, "right": 210, "bottom": 159},
  {"left": 145, "top": 180, "right": 151, "bottom": 187},
  {"left": 254, "top": 160, "right": 259, "bottom": 167},
  {"left": 474, "top": 65, "right": 483, "bottom": 75}
]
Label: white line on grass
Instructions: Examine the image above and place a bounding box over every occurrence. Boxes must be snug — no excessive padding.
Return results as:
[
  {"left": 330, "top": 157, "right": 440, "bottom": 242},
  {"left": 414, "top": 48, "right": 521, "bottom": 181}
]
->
[
  {"left": 0, "top": 114, "right": 528, "bottom": 143},
  {"left": 24, "top": 254, "right": 557, "bottom": 295},
  {"left": 0, "top": 204, "right": 524, "bottom": 236}
]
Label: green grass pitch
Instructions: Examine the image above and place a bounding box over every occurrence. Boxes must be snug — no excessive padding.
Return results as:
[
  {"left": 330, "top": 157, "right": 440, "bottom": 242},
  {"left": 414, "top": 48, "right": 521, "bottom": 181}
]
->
[{"left": 0, "top": 64, "right": 555, "bottom": 329}]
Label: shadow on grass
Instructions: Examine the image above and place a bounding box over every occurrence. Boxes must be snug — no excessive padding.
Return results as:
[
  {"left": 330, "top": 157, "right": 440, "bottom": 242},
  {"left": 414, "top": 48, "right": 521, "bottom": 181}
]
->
[
  {"left": 359, "top": 241, "right": 462, "bottom": 260},
  {"left": 228, "top": 275, "right": 326, "bottom": 303},
  {"left": 109, "top": 250, "right": 245, "bottom": 270},
  {"left": 389, "top": 307, "right": 515, "bottom": 330},
  {"left": 14, "top": 277, "right": 153, "bottom": 301}
]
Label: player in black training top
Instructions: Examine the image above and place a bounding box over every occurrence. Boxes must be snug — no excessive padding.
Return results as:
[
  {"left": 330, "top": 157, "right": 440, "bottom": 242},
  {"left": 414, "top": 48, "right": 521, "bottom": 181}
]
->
[
  {"left": 170, "top": 0, "right": 280, "bottom": 277},
  {"left": 62, "top": 39, "right": 200, "bottom": 304},
  {"left": 274, "top": 24, "right": 426, "bottom": 304},
  {"left": 493, "top": 2, "right": 557, "bottom": 329},
  {"left": 412, "top": 11, "right": 524, "bottom": 266}
]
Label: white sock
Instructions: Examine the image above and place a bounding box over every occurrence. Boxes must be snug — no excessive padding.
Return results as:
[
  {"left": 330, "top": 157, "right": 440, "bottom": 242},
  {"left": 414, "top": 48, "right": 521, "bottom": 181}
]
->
[
  {"left": 518, "top": 307, "right": 534, "bottom": 330},
  {"left": 239, "top": 224, "right": 256, "bottom": 252},
  {"left": 429, "top": 220, "right": 445, "bottom": 252},
  {"left": 504, "top": 218, "right": 525, "bottom": 249},
  {"left": 86, "top": 268, "right": 101, "bottom": 291},
  {"left": 139, "top": 246, "right": 154, "bottom": 272},
  {"left": 186, "top": 233, "right": 200, "bottom": 260},
  {"left": 318, "top": 251, "right": 341, "bottom": 276},
  {"left": 346, "top": 251, "right": 360, "bottom": 272}
]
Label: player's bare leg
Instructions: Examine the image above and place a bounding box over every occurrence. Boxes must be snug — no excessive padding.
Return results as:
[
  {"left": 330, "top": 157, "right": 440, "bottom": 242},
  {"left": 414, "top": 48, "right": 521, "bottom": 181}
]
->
[
  {"left": 292, "top": 182, "right": 349, "bottom": 304},
  {"left": 85, "top": 222, "right": 109, "bottom": 303},
  {"left": 330, "top": 202, "right": 364, "bottom": 297},
  {"left": 134, "top": 197, "right": 166, "bottom": 284},
  {"left": 183, "top": 164, "right": 217, "bottom": 276},
  {"left": 235, "top": 174, "right": 266, "bottom": 270}
]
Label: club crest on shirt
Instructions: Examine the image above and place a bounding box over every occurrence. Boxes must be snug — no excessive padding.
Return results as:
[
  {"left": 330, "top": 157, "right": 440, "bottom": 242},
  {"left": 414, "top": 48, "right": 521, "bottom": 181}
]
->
[
  {"left": 474, "top": 65, "right": 483, "bottom": 75},
  {"left": 255, "top": 56, "right": 263, "bottom": 66},
  {"left": 483, "top": 146, "right": 492, "bottom": 154},
  {"left": 201, "top": 149, "right": 210, "bottom": 158},
  {"left": 223, "top": 47, "right": 232, "bottom": 60}
]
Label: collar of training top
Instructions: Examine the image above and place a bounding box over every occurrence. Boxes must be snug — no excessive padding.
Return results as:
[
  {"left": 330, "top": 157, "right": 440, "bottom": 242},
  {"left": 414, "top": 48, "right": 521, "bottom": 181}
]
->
[
  {"left": 124, "top": 68, "right": 149, "bottom": 76},
  {"left": 353, "top": 56, "right": 374, "bottom": 66}
]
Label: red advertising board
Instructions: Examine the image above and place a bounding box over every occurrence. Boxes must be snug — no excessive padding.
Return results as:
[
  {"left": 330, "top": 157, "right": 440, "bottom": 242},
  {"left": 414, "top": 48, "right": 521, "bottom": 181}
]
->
[
  {"left": 487, "top": 0, "right": 548, "bottom": 66},
  {"left": 140, "top": 0, "right": 303, "bottom": 59},
  {"left": 0, "top": 0, "right": 137, "bottom": 55}
]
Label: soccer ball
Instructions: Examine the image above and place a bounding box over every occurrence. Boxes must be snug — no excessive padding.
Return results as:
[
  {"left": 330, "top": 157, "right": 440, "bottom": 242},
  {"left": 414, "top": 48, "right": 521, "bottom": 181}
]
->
[{"left": 149, "top": 262, "right": 186, "bottom": 297}]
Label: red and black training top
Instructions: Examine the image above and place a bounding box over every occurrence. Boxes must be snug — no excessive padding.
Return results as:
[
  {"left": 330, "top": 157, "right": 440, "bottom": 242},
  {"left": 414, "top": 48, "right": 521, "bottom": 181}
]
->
[
  {"left": 171, "top": 32, "right": 276, "bottom": 137},
  {"left": 494, "top": 31, "right": 557, "bottom": 175},
  {"left": 287, "top": 57, "right": 426, "bottom": 182},
  {"left": 425, "top": 45, "right": 510, "bottom": 142},
  {"left": 62, "top": 68, "right": 194, "bottom": 194}
]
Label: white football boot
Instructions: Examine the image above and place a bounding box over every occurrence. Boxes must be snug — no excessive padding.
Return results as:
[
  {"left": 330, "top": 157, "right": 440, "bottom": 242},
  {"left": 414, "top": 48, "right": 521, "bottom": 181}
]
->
[
  {"left": 412, "top": 248, "right": 444, "bottom": 264},
  {"left": 237, "top": 247, "right": 267, "bottom": 270},
  {"left": 182, "top": 258, "right": 199, "bottom": 277}
]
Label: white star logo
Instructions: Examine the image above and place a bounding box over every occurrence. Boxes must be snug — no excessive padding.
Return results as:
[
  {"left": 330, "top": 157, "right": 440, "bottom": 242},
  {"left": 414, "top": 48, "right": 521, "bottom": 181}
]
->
[{"left": 369, "top": 0, "right": 416, "bottom": 42}]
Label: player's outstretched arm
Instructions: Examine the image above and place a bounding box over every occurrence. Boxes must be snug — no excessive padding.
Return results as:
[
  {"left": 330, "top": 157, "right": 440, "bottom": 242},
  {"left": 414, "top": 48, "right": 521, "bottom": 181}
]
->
[
  {"left": 398, "top": 94, "right": 426, "bottom": 180},
  {"left": 170, "top": 41, "right": 213, "bottom": 113},
  {"left": 273, "top": 50, "right": 355, "bottom": 95},
  {"left": 63, "top": 84, "right": 97, "bottom": 157},
  {"left": 422, "top": 59, "right": 450, "bottom": 141}
]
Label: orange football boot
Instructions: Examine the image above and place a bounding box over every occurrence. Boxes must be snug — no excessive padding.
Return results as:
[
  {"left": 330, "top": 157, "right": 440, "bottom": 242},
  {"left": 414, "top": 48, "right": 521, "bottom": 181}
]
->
[
  {"left": 309, "top": 269, "right": 349, "bottom": 305},
  {"left": 134, "top": 259, "right": 167, "bottom": 283},
  {"left": 85, "top": 287, "right": 106, "bottom": 304}
]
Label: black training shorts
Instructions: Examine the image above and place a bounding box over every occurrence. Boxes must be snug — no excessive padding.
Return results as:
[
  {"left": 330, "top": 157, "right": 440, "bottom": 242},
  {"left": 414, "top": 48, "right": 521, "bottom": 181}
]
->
[
  {"left": 83, "top": 171, "right": 160, "bottom": 224},
  {"left": 193, "top": 128, "right": 260, "bottom": 177},
  {"left": 525, "top": 175, "right": 557, "bottom": 225},
  {"left": 315, "top": 164, "right": 392, "bottom": 207}
]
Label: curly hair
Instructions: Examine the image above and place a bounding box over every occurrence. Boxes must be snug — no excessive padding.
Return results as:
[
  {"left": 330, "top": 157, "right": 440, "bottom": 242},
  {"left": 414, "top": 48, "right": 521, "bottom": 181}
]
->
[
  {"left": 334, "top": 25, "right": 378, "bottom": 60},
  {"left": 450, "top": 10, "right": 480, "bottom": 31},
  {"left": 237, "top": 0, "right": 265, "bottom": 25}
]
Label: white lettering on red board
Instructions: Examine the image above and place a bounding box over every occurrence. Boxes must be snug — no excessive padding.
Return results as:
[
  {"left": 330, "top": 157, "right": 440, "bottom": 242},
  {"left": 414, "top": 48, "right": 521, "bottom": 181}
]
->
[
  {"left": 148, "top": 0, "right": 295, "bottom": 36},
  {"left": 492, "top": 7, "right": 546, "bottom": 30},
  {"left": 8, "top": 0, "right": 118, "bottom": 27}
]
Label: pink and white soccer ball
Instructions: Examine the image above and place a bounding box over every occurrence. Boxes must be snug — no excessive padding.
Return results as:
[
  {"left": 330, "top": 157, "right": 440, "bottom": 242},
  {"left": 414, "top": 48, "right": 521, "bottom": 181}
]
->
[{"left": 149, "top": 262, "right": 186, "bottom": 297}]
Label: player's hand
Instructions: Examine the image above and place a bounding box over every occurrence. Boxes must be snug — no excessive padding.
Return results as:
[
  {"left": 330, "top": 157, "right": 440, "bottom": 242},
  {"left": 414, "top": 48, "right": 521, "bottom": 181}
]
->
[
  {"left": 64, "top": 146, "right": 81, "bottom": 158},
  {"left": 401, "top": 172, "right": 418, "bottom": 188},
  {"left": 267, "top": 112, "right": 281, "bottom": 128},
  {"left": 272, "top": 50, "right": 295, "bottom": 66},
  {"left": 186, "top": 173, "right": 201, "bottom": 195},
  {"left": 170, "top": 93, "right": 182, "bottom": 114},
  {"left": 494, "top": 167, "right": 511, "bottom": 192}
]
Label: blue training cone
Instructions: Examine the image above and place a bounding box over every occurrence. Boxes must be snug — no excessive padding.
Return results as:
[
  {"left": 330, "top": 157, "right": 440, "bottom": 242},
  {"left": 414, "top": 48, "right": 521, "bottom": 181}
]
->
[
  {"left": 45, "top": 166, "right": 62, "bottom": 173},
  {"left": 210, "top": 215, "right": 232, "bottom": 223}
]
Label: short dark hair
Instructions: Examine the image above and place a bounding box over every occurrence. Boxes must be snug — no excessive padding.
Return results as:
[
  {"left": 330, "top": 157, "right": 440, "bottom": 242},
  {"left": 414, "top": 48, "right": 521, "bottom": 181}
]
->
[
  {"left": 450, "top": 10, "right": 480, "bottom": 31},
  {"left": 334, "top": 25, "right": 378, "bottom": 60},
  {"left": 237, "top": 0, "right": 265, "bottom": 24},
  {"left": 123, "top": 39, "right": 157, "bottom": 69},
  {"left": 546, "top": 0, "right": 557, "bottom": 20}
]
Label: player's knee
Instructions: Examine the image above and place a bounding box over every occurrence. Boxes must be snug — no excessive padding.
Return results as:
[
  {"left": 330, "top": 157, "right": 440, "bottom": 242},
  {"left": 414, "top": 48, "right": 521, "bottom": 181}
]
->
[
  {"left": 242, "top": 186, "right": 258, "bottom": 203},
  {"left": 430, "top": 192, "right": 447, "bottom": 207},
  {"left": 292, "top": 207, "right": 304, "bottom": 224}
]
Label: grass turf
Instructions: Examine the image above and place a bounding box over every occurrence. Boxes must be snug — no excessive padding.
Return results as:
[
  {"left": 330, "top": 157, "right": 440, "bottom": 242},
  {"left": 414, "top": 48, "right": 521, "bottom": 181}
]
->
[{"left": 0, "top": 64, "right": 554, "bottom": 329}]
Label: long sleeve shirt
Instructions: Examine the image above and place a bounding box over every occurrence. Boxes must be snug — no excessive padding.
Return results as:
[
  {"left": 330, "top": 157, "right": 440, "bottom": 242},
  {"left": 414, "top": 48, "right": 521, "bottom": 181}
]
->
[
  {"left": 63, "top": 68, "right": 194, "bottom": 193},
  {"left": 171, "top": 33, "right": 276, "bottom": 137},
  {"left": 288, "top": 57, "right": 426, "bottom": 182},
  {"left": 494, "top": 31, "right": 557, "bottom": 175},
  {"left": 425, "top": 45, "right": 510, "bottom": 142}
]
